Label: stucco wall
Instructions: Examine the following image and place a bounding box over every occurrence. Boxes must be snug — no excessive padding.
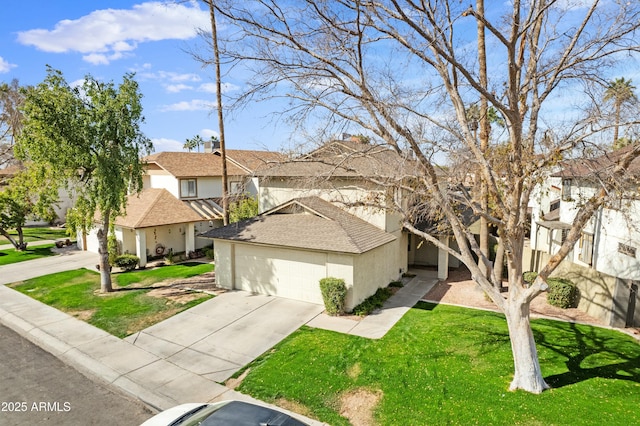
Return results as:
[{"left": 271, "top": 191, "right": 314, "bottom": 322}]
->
[
  {"left": 352, "top": 240, "right": 402, "bottom": 310},
  {"left": 526, "top": 246, "right": 618, "bottom": 326},
  {"left": 259, "top": 179, "right": 390, "bottom": 231}
]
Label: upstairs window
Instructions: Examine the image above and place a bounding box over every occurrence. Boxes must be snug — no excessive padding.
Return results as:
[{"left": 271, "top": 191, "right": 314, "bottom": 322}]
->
[
  {"left": 618, "top": 243, "right": 637, "bottom": 258},
  {"left": 180, "top": 178, "right": 197, "bottom": 198}
]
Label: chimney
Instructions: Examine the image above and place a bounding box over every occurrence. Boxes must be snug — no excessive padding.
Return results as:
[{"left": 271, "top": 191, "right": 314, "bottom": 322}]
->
[{"left": 203, "top": 141, "right": 212, "bottom": 153}]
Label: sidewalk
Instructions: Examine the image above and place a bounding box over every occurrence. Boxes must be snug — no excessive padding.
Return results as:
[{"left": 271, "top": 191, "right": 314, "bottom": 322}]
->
[
  {"left": 307, "top": 269, "right": 438, "bottom": 338},
  {"left": 0, "top": 254, "right": 435, "bottom": 425}
]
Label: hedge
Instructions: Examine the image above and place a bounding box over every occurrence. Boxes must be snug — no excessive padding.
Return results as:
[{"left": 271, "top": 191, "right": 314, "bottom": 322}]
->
[
  {"left": 114, "top": 254, "right": 140, "bottom": 271},
  {"left": 319, "top": 277, "right": 347, "bottom": 316},
  {"left": 547, "top": 278, "right": 577, "bottom": 309}
]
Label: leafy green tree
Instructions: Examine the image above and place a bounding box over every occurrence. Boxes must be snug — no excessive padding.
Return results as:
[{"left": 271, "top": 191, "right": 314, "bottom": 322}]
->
[
  {"left": 229, "top": 196, "right": 259, "bottom": 223},
  {"left": 16, "top": 68, "right": 152, "bottom": 292},
  {"left": 0, "top": 166, "right": 58, "bottom": 250},
  {"left": 604, "top": 77, "right": 637, "bottom": 145}
]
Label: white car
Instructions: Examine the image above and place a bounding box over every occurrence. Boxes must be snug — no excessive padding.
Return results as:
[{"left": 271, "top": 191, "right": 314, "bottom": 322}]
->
[{"left": 140, "top": 400, "right": 309, "bottom": 426}]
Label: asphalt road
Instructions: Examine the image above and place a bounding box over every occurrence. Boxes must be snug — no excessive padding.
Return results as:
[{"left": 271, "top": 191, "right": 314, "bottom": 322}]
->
[{"left": 0, "top": 324, "right": 154, "bottom": 426}]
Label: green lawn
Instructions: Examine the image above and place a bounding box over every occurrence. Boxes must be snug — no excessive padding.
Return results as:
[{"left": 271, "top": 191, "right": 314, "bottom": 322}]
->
[
  {"left": 0, "top": 227, "right": 69, "bottom": 244},
  {"left": 0, "top": 244, "right": 56, "bottom": 266},
  {"left": 10, "top": 263, "right": 215, "bottom": 338},
  {"left": 235, "top": 302, "right": 640, "bottom": 426}
]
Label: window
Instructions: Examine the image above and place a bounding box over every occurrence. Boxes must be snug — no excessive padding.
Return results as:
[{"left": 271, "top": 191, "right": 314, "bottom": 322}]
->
[
  {"left": 578, "top": 233, "right": 594, "bottom": 265},
  {"left": 618, "top": 243, "right": 637, "bottom": 258},
  {"left": 561, "top": 178, "right": 572, "bottom": 201},
  {"left": 180, "top": 179, "right": 197, "bottom": 198}
]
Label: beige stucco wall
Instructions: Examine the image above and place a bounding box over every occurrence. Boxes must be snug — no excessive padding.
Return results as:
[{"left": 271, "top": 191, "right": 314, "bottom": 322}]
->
[
  {"left": 213, "top": 234, "right": 406, "bottom": 311},
  {"left": 351, "top": 239, "right": 403, "bottom": 309},
  {"left": 259, "top": 179, "right": 390, "bottom": 231},
  {"left": 526, "top": 246, "right": 617, "bottom": 325}
]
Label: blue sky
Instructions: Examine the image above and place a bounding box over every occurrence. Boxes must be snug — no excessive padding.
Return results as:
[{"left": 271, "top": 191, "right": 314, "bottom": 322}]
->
[{"left": 0, "top": 1, "right": 291, "bottom": 153}]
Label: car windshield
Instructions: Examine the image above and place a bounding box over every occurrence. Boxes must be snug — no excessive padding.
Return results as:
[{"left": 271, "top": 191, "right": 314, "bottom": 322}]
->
[{"left": 177, "top": 401, "right": 307, "bottom": 426}]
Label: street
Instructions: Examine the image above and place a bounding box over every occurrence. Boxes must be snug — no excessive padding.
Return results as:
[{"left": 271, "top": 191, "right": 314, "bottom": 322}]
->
[{"left": 0, "top": 324, "right": 153, "bottom": 426}]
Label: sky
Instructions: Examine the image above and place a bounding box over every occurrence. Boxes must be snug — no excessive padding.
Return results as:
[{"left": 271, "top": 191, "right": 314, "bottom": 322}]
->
[
  {"left": 2, "top": 1, "right": 639, "bottom": 156},
  {"left": 0, "top": 0, "right": 292, "bottom": 153}
]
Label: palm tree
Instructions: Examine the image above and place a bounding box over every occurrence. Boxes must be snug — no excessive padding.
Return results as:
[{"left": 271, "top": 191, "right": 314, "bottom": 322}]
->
[
  {"left": 604, "top": 77, "right": 637, "bottom": 146},
  {"left": 184, "top": 135, "right": 203, "bottom": 152}
]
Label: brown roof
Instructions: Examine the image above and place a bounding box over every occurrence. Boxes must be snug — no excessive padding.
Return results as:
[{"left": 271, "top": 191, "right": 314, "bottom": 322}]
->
[
  {"left": 115, "top": 188, "right": 203, "bottom": 228},
  {"left": 214, "top": 149, "right": 286, "bottom": 173},
  {"left": 554, "top": 145, "right": 640, "bottom": 178},
  {"left": 200, "top": 196, "right": 396, "bottom": 254},
  {"left": 257, "top": 140, "right": 418, "bottom": 179},
  {"left": 143, "top": 152, "right": 247, "bottom": 178}
]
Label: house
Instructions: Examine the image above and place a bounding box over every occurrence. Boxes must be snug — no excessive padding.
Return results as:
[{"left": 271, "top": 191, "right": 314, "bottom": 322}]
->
[
  {"left": 78, "top": 147, "right": 283, "bottom": 266},
  {"left": 0, "top": 162, "right": 74, "bottom": 226},
  {"left": 202, "top": 137, "right": 460, "bottom": 310},
  {"left": 204, "top": 196, "right": 398, "bottom": 309},
  {"left": 529, "top": 147, "right": 640, "bottom": 327}
]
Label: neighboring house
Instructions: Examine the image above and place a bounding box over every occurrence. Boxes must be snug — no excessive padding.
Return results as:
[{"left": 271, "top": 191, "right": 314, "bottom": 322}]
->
[
  {"left": 78, "top": 147, "right": 283, "bottom": 266},
  {"left": 529, "top": 147, "right": 640, "bottom": 327},
  {"left": 0, "top": 162, "right": 74, "bottom": 225},
  {"left": 204, "top": 196, "right": 398, "bottom": 309},
  {"left": 202, "top": 137, "right": 460, "bottom": 310}
]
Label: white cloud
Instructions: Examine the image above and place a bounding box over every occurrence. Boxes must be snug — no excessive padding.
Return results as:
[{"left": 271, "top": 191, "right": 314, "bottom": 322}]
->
[
  {"left": 140, "top": 70, "right": 202, "bottom": 83},
  {"left": 0, "top": 56, "right": 17, "bottom": 73},
  {"left": 17, "top": 1, "right": 209, "bottom": 65},
  {"left": 198, "top": 82, "right": 240, "bottom": 94},
  {"left": 160, "top": 99, "right": 215, "bottom": 112},
  {"left": 149, "top": 137, "right": 184, "bottom": 153},
  {"left": 165, "top": 83, "right": 193, "bottom": 93},
  {"left": 200, "top": 128, "right": 220, "bottom": 139}
]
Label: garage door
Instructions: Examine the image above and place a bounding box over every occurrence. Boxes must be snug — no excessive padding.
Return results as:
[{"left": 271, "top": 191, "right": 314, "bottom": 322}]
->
[{"left": 234, "top": 244, "right": 326, "bottom": 305}]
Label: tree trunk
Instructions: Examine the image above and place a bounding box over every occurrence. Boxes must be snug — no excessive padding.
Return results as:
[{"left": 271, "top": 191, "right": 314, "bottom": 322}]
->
[
  {"left": 504, "top": 300, "right": 550, "bottom": 393},
  {"left": 96, "top": 221, "right": 113, "bottom": 293},
  {"left": 477, "top": 0, "right": 490, "bottom": 280},
  {"left": 208, "top": 0, "right": 230, "bottom": 226}
]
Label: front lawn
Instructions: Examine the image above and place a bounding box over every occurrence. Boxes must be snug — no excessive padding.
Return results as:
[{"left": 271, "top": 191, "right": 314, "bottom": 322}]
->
[
  {"left": 0, "top": 227, "right": 69, "bottom": 244},
  {"left": 235, "top": 302, "right": 640, "bottom": 425},
  {"left": 10, "top": 263, "right": 215, "bottom": 338},
  {"left": 0, "top": 244, "right": 56, "bottom": 266}
]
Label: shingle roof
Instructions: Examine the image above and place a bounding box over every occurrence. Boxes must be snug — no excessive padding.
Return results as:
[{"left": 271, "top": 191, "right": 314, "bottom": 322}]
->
[
  {"left": 257, "top": 140, "right": 418, "bottom": 179},
  {"left": 115, "top": 188, "right": 203, "bottom": 228},
  {"left": 214, "top": 149, "right": 286, "bottom": 173},
  {"left": 554, "top": 145, "right": 640, "bottom": 178},
  {"left": 200, "top": 196, "right": 396, "bottom": 254},
  {"left": 143, "top": 152, "right": 247, "bottom": 177}
]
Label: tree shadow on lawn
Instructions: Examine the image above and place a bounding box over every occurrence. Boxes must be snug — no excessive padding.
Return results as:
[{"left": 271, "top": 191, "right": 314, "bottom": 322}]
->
[
  {"left": 534, "top": 320, "right": 640, "bottom": 388},
  {"left": 415, "top": 302, "right": 640, "bottom": 389}
]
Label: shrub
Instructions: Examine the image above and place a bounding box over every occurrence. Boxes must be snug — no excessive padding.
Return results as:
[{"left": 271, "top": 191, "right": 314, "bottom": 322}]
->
[
  {"left": 204, "top": 247, "right": 214, "bottom": 259},
  {"left": 352, "top": 287, "right": 393, "bottom": 316},
  {"left": 547, "top": 278, "right": 576, "bottom": 309},
  {"left": 523, "top": 271, "right": 538, "bottom": 284},
  {"left": 319, "top": 277, "right": 347, "bottom": 316},
  {"left": 114, "top": 254, "right": 140, "bottom": 271},
  {"left": 389, "top": 281, "right": 404, "bottom": 288}
]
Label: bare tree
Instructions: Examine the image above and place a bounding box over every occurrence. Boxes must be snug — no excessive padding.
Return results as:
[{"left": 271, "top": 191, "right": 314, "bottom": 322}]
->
[
  {"left": 215, "top": 0, "right": 640, "bottom": 393},
  {"left": 0, "top": 79, "right": 25, "bottom": 167}
]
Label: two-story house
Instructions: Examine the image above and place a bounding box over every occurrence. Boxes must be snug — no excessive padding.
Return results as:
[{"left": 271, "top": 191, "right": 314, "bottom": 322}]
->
[
  {"left": 201, "top": 138, "right": 459, "bottom": 310},
  {"left": 529, "top": 147, "right": 640, "bottom": 327},
  {"left": 78, "top": 147, "right": 282, "bottom": 267}
]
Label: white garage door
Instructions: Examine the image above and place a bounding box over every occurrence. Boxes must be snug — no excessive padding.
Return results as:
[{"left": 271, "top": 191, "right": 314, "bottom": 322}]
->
[{"left": 234, "top": 245, "right": 326, "bottom": 305}]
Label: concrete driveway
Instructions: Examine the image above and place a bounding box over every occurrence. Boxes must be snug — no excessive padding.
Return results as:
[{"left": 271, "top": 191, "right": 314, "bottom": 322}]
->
[{"left": 125, "top": 291, "right": 324, "bottom": 382}]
